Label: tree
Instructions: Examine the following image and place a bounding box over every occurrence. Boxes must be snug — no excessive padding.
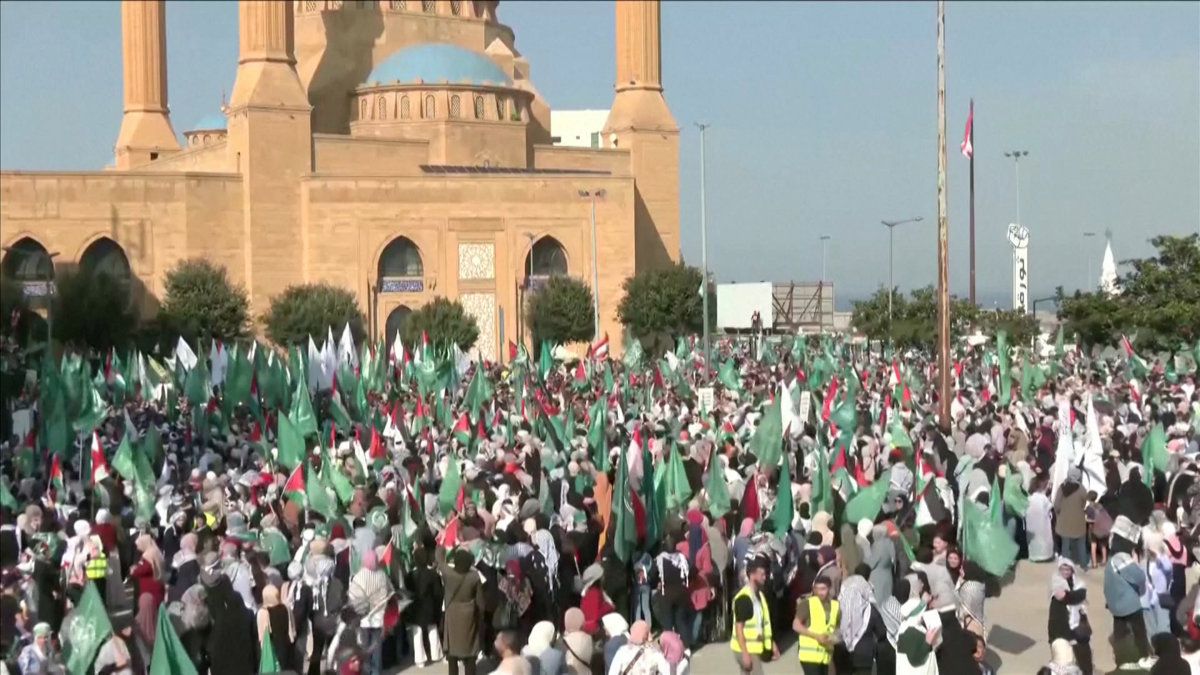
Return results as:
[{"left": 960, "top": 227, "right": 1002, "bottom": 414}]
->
[
  {"left": 977, "top": 308, "right": 1041, "bottom": 347},
  {"left": 400, "top": 296, "right": 479, "bottom": 352},
  {"left": 158, "top": 259, "right": 250, "bottom": 346},
  {"left": 1118, "top": 234, "right": 1200, "bottom": 351},
  {"left": 527, "top": 276, "right": 594, "bottom": 348},
  {"left": 617, "top": 264, "right": 705, "bottom": 354},
  {"left": 51, "top": 270, "right": 136, "bottom": 353},
  {"left": 263, "top": 283, "right": 365, "bottom": 347},
  {"left": 1055, "top": 286, "right": 1131, "bottom": 354},
  {"left": 851, "top": 285, "right": 978, "bottom": 350}
]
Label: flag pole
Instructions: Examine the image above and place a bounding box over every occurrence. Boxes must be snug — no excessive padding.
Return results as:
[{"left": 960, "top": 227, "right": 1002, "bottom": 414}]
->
[
  {"left": 968, "top": 98, "right": 976, "bottom": 306},
  {"left": 936, "top": 0, "right": 952, "bottom": 430}
]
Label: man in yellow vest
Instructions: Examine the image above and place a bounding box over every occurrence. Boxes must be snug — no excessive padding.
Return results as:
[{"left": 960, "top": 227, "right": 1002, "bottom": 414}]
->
[
  {"left": 731, "top": 558, "right": 777, "bottom": 674},
  {"left": 793, "top": 575, "right": 840, "bottom": 675}
]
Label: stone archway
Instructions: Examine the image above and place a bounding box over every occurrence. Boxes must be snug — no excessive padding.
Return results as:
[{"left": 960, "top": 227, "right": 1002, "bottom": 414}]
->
[
  {"left": 79, "top": 237, "right": 132, "bottom": 284},
  {"left": 523, "top": 235, "right": 568, "bottom": 287},
  {"left": 2, "top": 237, "right": 55, "bottom": 282},
  {"left": 377, "top": 236, "right": 424, "bottom": 293},
  {"left": 384, "top": 305, "right": 412, "bottom": 346}
]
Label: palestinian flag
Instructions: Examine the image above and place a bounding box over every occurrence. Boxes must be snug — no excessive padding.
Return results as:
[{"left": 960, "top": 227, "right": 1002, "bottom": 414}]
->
[
  {"left": 719, "top": 419, "right": 737, "bottom": 444},
  {"left": 589, "top": 333, "right": 610, "bottom": 360},
  {"left": 368, "top": 426, "right": 386, "bottom": 463},
  {"left": 89, "top": 431, "right": 110, "bottom": 486},
  {"left": 1122, "top": 335, "right": 1150, "bottom": 378},
  {"left": 572, "top": 361, "right": 588, "bottom": 390},
  {"left": 451, "top": 413, "right": 471, "bottom": 446},
  {"left": 282, "top": 464, "right": 306, "bottom": 506},
  {"left": 48, "top": 455, "right": 65, "bottom": 504},
  {"left": 411, "top": 398, "right": 429, "bottom": 435}
]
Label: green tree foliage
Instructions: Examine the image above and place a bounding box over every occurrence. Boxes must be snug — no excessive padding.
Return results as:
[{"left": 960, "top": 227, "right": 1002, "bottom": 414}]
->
[
  {"left": 851, "top": 285, "right": 979, "bottom": 350},
  {"left": 1056, "top": 234, "right": 1199, "bottom": 353},
  {"left": 158, "top": 259, "right": 250, "bottom": 346},
  {"left": 977, "top": 308, "right": 1041, "bottom": 347},
  {"left": 617, "top": 264, "right": 705, "bottom": 355},
  {"left": 263, "top": 283, "right": 365, "bottom": 347},
  {"left": 51, "top": 270, "right": 136, "bottom": 353},
  {"left": 400, "top": 296, "right": 479, "bottom": 352},
  {"left": 527, "top": 276, "right": 594, "bottom": 348}
]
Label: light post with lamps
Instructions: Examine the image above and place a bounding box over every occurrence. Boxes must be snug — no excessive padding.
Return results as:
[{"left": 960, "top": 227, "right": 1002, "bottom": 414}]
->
[
  {"left": 695, "top": 122, "right": 712, "bottom": 382},
  {"left": 1082, "top": 231, "right": 1097, "bottom": 290},
  {"left": 881, "top": 217, "right": 924, "bottom": 322},
  {"left": 1004, "top": 150, "right": 1029, "bottom": 225},
  {"left": 819, "top": 235, "right": 831, "bottom": 284},
  {"left": 578, "top": 189, "right": 606, "bottom": 341}
]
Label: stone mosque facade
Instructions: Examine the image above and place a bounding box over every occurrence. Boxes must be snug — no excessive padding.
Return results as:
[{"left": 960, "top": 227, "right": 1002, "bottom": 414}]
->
[{"left": 0, "top": 0, "right": 679, "bottom": 360}]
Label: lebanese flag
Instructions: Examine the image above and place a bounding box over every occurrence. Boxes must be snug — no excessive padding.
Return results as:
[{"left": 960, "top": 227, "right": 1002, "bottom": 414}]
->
[
  {"left": 589, "top": 333, "right": 610, "bottom": 360},
  {"left": 89, "top": 431, "right": 110, "bottom": 486},
  {"left": 961, "top": 100, "right": 973, "bottom": 159}
]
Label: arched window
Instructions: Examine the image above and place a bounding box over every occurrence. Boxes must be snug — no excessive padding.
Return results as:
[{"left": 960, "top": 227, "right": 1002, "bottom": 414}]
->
[
  {"left": 449, "top": 95, "right": 461, "bottom": 119},
  {"left": 2, "top": 238, "right": 55, "bottom": 282},
  {"left": 377, "top": 96, "right": 386, "bottom": 120},
  {"left": 385, "top": 305, "right": 413, "bottom": 345},
  {"left": 378, "top": 236, "right": 424, "bottom": 280},
  {"left": 495, "top": 97, "right": 505, "bottom": 121},
  {"left": 388, "top": 0, "right": 405, "bottom": 8},
  {"left": 525, "top": 236, "right": 568, "bottom": 282},
  {"left": 359, "top": 98, "right": 368, "bottom": 121},
  {"left": 304, "top": 1, "right": 318, "bottom": 12},
  {"left": 450, "top": 0, "right": 461, "bottom": 15},
  {"left": 400, "top": 96, "right": 411, "bottom": 119},
  {"left": 421, "top": 0, "right": 433, "bottom": 12},
  {"left": 474, "top": 95, "right": 485, "bottom": 119},
  {"left": 79, "top": 237, "right": 132, "bottom": 290},
  {"left": 424, "top": 95, "right": 435, "bottom": 118}
]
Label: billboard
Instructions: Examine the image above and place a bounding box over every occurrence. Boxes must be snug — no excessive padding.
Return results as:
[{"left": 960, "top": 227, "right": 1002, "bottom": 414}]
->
[{"left": 716, "top": 282, "right": 774, "bottom": 330}]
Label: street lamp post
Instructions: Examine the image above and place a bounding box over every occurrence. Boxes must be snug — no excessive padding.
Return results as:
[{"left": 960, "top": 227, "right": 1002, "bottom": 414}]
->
[
  {"left": 1082, "top": 231, "right": 1097, "bottom": 290},
  {"left": 1004, "top": 150, "right": 1029, "bottom": 225},
  {"left": 881, "top": 217, "right": 924, "bottom": 322},
  {"left": 820, "top": 235, "right": 831, "bottom": 284},
  {"left": 578, "top": 190, "right": 607, "bottom": 341},
  {"left": 695, "top": 122, "right": 711, "bottom": 383}
]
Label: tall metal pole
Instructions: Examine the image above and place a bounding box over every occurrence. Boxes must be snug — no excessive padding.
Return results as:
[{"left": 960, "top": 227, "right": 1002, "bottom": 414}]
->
[
  {"left": 936, "top": 0, "right": 952, "bottom": 428},
  {"left": 590, "top": 196, "right": 600, "bottom": 339},
  {"left": 881, "top": 217, "right": 923, "bottom": 323},
  {"left": 1083, "top": 231, "right": 1097, "bottom": 290},
  {"left": 696, "top": 123, "right": 711, "bottom": 383},
  {"left": 1005, "top": 150, "right": 1029, "bottom": 225},
  {"left": 820, "top": 235, "right": 831, "bottom": 284},
  {"left": 968, "top": 98, "right": 976, "bottom": 305}
]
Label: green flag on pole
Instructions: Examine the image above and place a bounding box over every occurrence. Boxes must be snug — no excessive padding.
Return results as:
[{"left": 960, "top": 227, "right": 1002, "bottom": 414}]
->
[
  {"left": 149, "top": 604, "right": 198, "bottom": 675},
  {"left": 62, "top": 581, "right": 112, "bottom": 675}
]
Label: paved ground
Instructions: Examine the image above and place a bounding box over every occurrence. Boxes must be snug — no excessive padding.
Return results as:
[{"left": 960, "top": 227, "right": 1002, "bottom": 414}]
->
[{"left": 387, "top": 559, "right": 1146, "bottom": 674}]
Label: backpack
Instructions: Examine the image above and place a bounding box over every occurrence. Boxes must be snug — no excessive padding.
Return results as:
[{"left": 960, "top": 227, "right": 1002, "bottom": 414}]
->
[{"left": 313, "top": 578, "right": 345, "bottom": 635}]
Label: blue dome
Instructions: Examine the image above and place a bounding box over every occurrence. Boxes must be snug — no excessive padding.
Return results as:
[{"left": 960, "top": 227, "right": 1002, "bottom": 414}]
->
[
  {"left": 366, "top": 43, "right": 511, "bottom": 86},
  {"left": 190, "top": 113, "right": 227, "bottom": 131}
]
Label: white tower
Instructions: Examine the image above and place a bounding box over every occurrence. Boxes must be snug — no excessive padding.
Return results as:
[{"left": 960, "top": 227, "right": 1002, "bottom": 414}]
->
[{"left": 1099, "top": 229, "right": 1120, "bottom": 296}]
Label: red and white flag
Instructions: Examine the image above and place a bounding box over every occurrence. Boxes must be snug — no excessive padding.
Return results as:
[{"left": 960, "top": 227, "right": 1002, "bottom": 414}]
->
[
  {"left": 960, "top": 100, "right": 973, "bottom": 159},
  {"left": 589, "top": 333, "right": 610, "bottom": 360},
  {"left": 90, "top": 431, "right": 110, "bottom": 486}
]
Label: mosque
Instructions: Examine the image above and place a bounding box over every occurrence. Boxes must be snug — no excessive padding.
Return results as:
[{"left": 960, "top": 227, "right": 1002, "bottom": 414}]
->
[{"left": 0, "top": 0, "right": 679, "bottom": 360}]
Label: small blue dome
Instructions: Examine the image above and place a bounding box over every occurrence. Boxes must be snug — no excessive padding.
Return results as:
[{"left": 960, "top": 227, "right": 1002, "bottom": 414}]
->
[
  {"left": 366, "top": 43, "right": 511, "bottom": 86},
  {"left": 190, "top": 113, "right": 227, "bottom": 131}
]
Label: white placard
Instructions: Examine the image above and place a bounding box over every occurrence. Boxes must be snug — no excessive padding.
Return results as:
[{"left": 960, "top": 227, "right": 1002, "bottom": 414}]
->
[
  {"left": 798, "top": 391, "right": 812, "bottom": 425},
  {"left": 1008, "top": 224, "right": 1031, "bottom": 314},
  {"left": 697, "top": 387, "right": 715, "bottom": 412}
]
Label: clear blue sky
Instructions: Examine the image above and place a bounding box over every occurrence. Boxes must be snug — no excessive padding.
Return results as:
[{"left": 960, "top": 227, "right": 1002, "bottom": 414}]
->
[{"left": 2, "top": 1, "right": 1197, "bottom": 306}]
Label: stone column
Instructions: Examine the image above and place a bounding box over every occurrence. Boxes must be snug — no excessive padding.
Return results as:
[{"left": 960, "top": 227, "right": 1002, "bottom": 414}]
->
[
  {"left": 615, "top": 0, "right": 661, "bottom": 92},
  {"left": 113, "top": 0, "right": 178, "bottom": 168},
  {"left": 237, "top": 0, "right": 293, "bottom": 65}
]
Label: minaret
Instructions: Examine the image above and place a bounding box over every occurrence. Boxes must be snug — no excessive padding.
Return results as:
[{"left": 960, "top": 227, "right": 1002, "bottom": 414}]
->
[
  {"left": 113, "top": 0, "right": 179, "bottom": 169},
  {"left": 603, "top": 0, "right": 680, "bottom": 272},
  {"left": 226, "top": 0, "right": 312, "bottom": 315}
]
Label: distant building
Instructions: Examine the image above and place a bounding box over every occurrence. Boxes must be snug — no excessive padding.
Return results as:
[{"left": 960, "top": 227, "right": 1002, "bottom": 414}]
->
[
  {"left": 1100, "top": 230, "right": 1121, "bottom": 296},
  {"left": 551, "top": 110, "right": 610, "bottom": 148}
]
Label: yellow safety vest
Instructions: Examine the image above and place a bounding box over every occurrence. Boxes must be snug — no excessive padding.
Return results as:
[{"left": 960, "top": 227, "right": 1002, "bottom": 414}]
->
[
  {"left": 729, "top": 585, "right": 773, "bottom": 654},
  {"left": 796, "top": 595, "right": 839, "bottom": 664},
  {"left": 85, "top": 553, "right": 108, "bottom": 580}
]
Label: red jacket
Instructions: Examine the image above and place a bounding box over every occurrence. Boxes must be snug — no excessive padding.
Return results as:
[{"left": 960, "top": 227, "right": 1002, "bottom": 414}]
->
[
  {"left": 91, "top": 522, "right": 118, "bottom": 553},
  {"left": 580, "top": 585, "right": 614, "bottom": 634},
  {"left": 130, "top": 559, "right": 165, "bottom": 606}
]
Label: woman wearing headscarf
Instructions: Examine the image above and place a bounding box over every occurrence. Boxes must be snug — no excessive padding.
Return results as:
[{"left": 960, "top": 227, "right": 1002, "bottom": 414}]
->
[
  {"left": 956, "top": 580, "right": 987, "bottom": 640},
  {"left": 1149, "top": 633, "right": 1189, "bottom": 675},
  {"left": 895, "top": 597, "right": 940, "bottom": 675},
  {"left": 496, "top": 558, "right": 534, "bottom": 633},
  {"left": 560, "top": 608, "right": 593, "bottom": 675},
  {"left": 130, "top": 534, "right": 165, "bottom": 645},
  {"left": 258, "top": 585, "right": 296, "bottom": 673},
  {"left": 836, "top": 574, "right": 886, "bottom": 675},
  {"left": 441, "top": 548, "right": 485, "bottom": 675},
  {"left": 168, "top": 532, "right": 200, "bottom": 603},
  {"left": 201, "top": 560, "right": 258, "bottom": 675},
  {"left": 839, "top": 524, "right": 863, "bottom": 577},
  {"left": 528, "top": 529, "right": 560, "bottom": 626},
  {"left": 606, "top": 620, "right": 670, "bottom": 675},
  {"left": 170, "top": 584, "right": 210, "bottom": 671},
  {"left": 865, "top": 523, "right": 895, "bottom": 605},
  {"left": 17, "top": 622, "right": 63, "bottom": 675},
  {"left": 731, "top": 518, "right": 756, "bottom": 582},
  {"left": 1026, "top": 476, "right": 1055, "bottom": 562},
  {"left": 599, "top": 612, "right": 630, "bottom": 674},
  {"left": 879, "top": 578, "right": 911, "bottom": 673},
  {"left": 1043, "top": 638, "right": 1084, "bottom": 675},
  {"left": 1048, "top": 557, "right": 1092, "bottom": 675},
  {"left": 522, "top": 620, "right": 565, "bottom": 675},
  {"left": 405, "top": 547, "right": 445, "bottom": 667},
  {"left": 578, "top": 564, "right": 613, "bottom": 635},
  {"left": 676, "top": 510, "right": 714, "bottom": 647},
  {"left": 658, "top": 630, "right": 689, "bottom": 675}
]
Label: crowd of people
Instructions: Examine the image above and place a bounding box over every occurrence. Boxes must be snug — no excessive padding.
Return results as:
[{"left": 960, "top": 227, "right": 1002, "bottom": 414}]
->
[{"left": 0, "top": 328, "right": 1199, "bottom": 675}]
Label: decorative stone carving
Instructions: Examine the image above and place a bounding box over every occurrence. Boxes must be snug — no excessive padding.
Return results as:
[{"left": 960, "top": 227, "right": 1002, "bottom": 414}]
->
[
  {"left": 460, "top": 292, "right": 495, "bottom": 361},
  {"left": 457, "top": 242, "right": 494, "bottom": 280}
]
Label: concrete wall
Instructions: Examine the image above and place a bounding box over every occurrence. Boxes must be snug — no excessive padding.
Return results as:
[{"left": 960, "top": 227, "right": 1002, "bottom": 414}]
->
[
  {"left": 312, "top": 134, "right": 429, "bottom": 174},
  {"left": 532, "top": 145, "right": 631, "bottom": 175}
]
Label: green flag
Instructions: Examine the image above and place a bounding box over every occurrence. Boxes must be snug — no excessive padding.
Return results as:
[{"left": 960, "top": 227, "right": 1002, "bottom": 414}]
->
[
  {"left": 718, "top": 359, "right": 742, "bottom": 393},
  {"left": 843, "top": 470, "right": 891, "bottom": 524},
  {"left": 996, "top": 330, "right": 1011, "bottom": 406},
  {"left": 811, "top": 444, "right": 834, "bottom": 517},
  {"left": 962, "top": 500, "right": 1018, "bottom": 576},
  {"left": 1141, "top": 423, "right": 1168, "bottom": 485},
  {"left": 305, "top": 467, "right": 337, "bottom": 520},
  {"left": 663, "top": 443, "right": 693, "bottom": 511},
  {"left": 258, "top": 627, "right": 280, "bottom": 674},
  {"left": 275, "top": 413, "right": 306, "bottom": 471},
  {"left": 749, "top": 393, "right": 783, "bottom": 470},
  {"left": 439, "top": 453, "right": 462, "bottom": 516},
  {"left": 622, "top": 330, "right": 644, "bottom": 371},
  {"left": 62, "top": 581, "right": 112, "bottom": 675},
  {"left": 611, "top": 443, "right": 637, "bottom": 562},
  {"left": 768, "top": 455, "right": 794, "bottom": 538},
  {"left": 0, "top": 481, "right": 17, "bottom": 511},
  {"left": 149, "top": 604, "right": 198, "bottom": 675},
  {"left": 1002, "top": 470, "right": 1030, "bottom": 517},
  {"left": 641, "top": 440, "right": 663, "bottom": 547},
  {"left": 290, "top": 378, "right": 318, "bottom": 439},
  {"left": 704, "top": 445, "right": 731, "bottom": 519}
]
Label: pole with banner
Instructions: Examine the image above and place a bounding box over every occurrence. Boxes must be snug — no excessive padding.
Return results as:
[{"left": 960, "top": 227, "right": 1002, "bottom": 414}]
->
[{"left": 1008, "top": 224, "right": 1030, "bottom": 313}]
